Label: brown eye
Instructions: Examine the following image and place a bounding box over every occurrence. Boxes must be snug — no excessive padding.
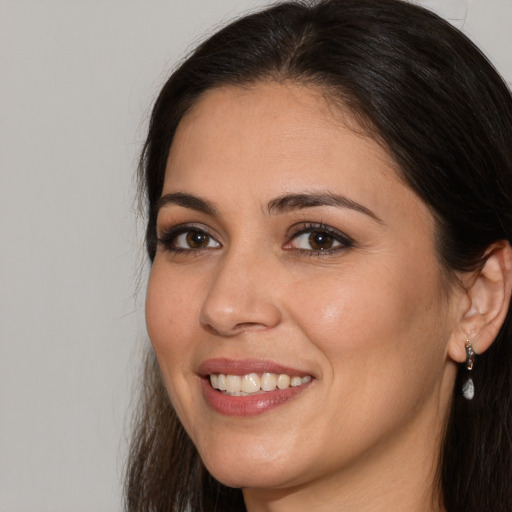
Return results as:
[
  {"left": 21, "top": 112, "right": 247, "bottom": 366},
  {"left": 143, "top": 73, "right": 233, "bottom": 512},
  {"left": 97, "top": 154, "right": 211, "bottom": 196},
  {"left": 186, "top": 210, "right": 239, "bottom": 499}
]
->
[
  {"left": 286, "top": 224, "right": 353, "bottom": 254},
  {"left": 186, "top": 230, "right": 210, "bottom": 248},
  {"left": 308, "top": 231, "right": 334, "bottom": 251},
  {"left": 157, "top": 227, "right": 221, "bottom": 252}
]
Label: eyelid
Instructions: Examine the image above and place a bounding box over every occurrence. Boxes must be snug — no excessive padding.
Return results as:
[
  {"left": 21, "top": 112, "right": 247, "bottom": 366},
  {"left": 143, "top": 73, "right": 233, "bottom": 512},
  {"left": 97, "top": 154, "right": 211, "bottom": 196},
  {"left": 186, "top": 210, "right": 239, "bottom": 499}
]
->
[
  {"left": 284, "top": 222, "right": 354, "bottom": 252},
  {"left": 156, "top": 223, "right": 222, "bottom": 252}
]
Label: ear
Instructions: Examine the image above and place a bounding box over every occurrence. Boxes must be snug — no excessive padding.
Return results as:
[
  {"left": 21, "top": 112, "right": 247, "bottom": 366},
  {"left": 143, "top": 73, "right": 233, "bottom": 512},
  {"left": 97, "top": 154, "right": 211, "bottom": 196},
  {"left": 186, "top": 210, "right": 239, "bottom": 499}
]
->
[{"left": 448, "top": 240, "right": 512, "bottom": 363}]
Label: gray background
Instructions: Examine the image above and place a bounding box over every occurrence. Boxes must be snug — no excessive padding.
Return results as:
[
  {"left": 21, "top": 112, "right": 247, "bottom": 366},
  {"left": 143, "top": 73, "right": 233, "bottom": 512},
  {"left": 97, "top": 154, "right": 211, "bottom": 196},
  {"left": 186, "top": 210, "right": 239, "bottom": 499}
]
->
[{"left": 1, "top": 1, "right": 510, "bottom": 510}]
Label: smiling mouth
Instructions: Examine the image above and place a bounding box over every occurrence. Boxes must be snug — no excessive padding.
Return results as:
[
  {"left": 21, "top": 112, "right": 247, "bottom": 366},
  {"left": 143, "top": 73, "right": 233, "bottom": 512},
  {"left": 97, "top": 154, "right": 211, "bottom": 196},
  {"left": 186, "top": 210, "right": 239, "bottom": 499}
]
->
[{"left": 209, "top": 372, "right": 313, "bottom": 396}]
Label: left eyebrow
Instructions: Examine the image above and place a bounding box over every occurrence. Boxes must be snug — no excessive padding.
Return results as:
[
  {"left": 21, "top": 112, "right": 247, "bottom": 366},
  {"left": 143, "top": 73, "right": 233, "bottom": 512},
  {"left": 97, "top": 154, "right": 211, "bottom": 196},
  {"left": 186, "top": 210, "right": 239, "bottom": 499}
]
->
[{"left": 267, "top": 192, "right": 383, "bottom": 223}]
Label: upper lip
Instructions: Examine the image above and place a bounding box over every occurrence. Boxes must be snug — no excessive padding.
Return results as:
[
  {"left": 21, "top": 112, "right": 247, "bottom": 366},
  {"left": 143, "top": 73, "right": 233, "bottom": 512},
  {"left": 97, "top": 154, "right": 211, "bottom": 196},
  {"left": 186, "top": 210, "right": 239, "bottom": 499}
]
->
[{"left": 198, "top": 358, "right": 313, "bottom": 377}]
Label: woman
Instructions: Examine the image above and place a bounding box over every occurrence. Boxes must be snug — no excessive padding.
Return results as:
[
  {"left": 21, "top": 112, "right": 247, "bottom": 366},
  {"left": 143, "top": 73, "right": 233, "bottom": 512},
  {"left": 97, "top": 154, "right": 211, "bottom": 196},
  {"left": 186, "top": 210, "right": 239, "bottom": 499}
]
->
[{"left": 126, "top": 0, "right": 512, "bottom": 510}]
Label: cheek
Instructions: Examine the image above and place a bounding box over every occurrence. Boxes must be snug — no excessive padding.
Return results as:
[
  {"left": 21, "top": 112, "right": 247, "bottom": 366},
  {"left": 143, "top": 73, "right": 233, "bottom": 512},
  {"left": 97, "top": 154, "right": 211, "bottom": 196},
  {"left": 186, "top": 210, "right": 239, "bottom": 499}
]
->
[
  {"left": 285, "top": 257, "right": 447, "bottom": 384},
  {"left": 283, "top": 263, "right": 450, "bottom": 452},
  {"left": 145, "top": 262, "right": 199, "bottom": 361},
  {"left": 145, "top": 262, "right": 205, "bottom": 425}
]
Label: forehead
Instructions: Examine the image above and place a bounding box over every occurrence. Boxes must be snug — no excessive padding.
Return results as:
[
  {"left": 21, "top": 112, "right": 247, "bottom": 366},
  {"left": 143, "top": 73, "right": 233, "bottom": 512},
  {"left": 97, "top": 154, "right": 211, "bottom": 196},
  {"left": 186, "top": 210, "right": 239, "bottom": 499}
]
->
[{"left": 166, "top": 82, "right": 397, "bottom": 190}]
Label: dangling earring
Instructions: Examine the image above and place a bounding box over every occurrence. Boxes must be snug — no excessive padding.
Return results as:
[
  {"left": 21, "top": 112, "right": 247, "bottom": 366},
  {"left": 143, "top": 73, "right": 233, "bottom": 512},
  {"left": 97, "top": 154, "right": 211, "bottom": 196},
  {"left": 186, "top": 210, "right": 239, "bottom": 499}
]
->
[{"left": 462, "top": 339, "right": 476, "bottom": 400}]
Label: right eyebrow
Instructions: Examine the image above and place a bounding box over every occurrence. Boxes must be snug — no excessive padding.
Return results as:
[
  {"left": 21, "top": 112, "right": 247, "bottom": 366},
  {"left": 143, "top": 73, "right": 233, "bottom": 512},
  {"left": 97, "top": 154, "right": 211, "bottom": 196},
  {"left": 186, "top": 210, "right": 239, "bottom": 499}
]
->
[{"left": 155, "top": 192, "right": 218, "bottom": 216}]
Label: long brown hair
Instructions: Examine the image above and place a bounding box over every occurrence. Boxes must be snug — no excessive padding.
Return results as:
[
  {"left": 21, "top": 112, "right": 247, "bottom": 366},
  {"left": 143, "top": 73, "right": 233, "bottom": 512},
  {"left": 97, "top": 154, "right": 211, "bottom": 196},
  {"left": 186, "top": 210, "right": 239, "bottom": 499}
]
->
[{"left": 126, "top": 1, "right": 512, "bottom": 510}]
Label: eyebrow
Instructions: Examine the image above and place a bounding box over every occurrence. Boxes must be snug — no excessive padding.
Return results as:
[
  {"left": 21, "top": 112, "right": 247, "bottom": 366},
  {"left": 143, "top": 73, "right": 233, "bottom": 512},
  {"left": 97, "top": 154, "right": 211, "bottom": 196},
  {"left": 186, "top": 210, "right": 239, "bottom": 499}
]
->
[
  {"left": 155, "top": 192, "right": 218, "bottom": 216},
  {"left": 155, "top": 191, "right": 382, "bottom": 223},
  {"left": 267, "top": 192, "right": 383, "bottom": 223}
]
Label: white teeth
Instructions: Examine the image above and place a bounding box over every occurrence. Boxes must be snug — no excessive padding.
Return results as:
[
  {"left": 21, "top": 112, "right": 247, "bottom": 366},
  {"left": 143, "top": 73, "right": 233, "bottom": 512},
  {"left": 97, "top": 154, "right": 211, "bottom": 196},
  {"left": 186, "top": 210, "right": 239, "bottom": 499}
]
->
[
  {"left": 261, "top": 372, "right": 277, "bottom": 391},
  {"left": 209, "top": 372, "right": 312, "bottom": 395},
  {"left": 290, "top": 376, "right": 302, "bottom": 387},
  {"left": 217, "top": 374, "right": 227, "bottom": 391},
  {"left": 225, "top": 375, "right": 242, "bottom": 393},
  {"left": 276, "top": 374, "right": 290, "bottom": 390},
  {"left": 241, "top": 373, "right": 260, "bottom": 393}
]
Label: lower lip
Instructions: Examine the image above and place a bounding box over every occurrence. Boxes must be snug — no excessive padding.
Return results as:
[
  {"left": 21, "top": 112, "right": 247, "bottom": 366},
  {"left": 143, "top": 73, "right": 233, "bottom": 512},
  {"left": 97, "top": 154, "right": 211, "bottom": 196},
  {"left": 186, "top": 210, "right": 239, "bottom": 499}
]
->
[{"left": 201, "top": 378, "right": 313, "bottom": 416}]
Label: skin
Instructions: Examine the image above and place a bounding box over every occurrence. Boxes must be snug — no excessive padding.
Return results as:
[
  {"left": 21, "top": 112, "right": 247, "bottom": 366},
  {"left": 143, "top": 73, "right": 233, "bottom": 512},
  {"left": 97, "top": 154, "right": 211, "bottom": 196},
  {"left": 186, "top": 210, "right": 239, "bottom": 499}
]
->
[{"left": 145, "top": 82, "right": 470, "bottom": 511}]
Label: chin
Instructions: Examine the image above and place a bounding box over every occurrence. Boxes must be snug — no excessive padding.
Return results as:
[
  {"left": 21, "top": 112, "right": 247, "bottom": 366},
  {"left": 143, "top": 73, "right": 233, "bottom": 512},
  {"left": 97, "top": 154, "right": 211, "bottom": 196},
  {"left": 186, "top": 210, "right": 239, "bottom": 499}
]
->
[
  {"left": 197, "top": 438, "right": 302, "bottom": 490},
  {"left": 205, "top": 461, "right": 293, "bottom": 490}
]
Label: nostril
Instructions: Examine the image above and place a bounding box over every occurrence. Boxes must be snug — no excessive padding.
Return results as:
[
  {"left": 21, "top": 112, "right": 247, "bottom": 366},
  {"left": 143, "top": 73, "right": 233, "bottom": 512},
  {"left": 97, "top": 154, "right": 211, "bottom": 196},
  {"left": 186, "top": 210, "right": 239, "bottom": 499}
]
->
[
  {"left": 200, "top": 320, "right": 270, "bottom": 337},
  {"left": 201, "top": 322, "right": 222, "bottom": 336},
  {"left": 235, "top": 322, "right": 270, "bottom": 332}
]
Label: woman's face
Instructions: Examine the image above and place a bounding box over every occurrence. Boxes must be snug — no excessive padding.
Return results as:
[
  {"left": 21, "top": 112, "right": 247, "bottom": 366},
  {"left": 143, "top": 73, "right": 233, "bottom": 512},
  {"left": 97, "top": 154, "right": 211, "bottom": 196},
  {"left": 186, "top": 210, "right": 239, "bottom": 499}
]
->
[{"left": 146, "top": 83, "right": 462, "bottom": 494}]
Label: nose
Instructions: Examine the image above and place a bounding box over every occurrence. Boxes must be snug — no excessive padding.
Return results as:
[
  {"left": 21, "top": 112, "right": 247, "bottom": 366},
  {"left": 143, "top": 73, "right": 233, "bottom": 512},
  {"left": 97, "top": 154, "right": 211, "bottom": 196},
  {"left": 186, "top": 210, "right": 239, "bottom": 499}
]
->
[{"left": 199, "top": 249, "right": 282, "bottom": 337}]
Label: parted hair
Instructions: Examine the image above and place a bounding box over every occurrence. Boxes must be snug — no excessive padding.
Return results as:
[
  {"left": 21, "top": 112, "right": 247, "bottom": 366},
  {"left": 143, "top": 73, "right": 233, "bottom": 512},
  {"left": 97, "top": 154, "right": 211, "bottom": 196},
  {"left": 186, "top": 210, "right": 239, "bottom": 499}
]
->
[{"left": 126, "top": 1, "right": 512, "bottom": 510}]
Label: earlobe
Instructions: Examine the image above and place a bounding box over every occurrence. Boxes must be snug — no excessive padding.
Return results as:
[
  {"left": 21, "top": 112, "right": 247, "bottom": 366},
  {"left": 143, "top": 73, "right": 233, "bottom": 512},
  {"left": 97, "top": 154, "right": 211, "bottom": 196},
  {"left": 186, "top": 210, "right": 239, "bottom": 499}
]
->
[{"left": 448, "top": 240, "right": 512, "bottom": 363}]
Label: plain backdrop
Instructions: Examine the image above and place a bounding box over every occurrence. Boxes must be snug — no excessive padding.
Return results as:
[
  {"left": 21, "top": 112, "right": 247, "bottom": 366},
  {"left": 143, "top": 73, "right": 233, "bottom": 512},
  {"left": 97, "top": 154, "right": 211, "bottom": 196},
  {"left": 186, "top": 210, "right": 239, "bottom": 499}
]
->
[{"left": 0, "top": 1, "right": 510, "bottom": 511}]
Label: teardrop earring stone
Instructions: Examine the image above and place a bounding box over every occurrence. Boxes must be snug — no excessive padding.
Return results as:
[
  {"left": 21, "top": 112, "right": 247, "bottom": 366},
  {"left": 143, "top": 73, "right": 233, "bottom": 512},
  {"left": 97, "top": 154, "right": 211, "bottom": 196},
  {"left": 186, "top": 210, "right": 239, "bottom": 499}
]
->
[{"left": 462, "top": 378, "right": 474, "bottom": 400}]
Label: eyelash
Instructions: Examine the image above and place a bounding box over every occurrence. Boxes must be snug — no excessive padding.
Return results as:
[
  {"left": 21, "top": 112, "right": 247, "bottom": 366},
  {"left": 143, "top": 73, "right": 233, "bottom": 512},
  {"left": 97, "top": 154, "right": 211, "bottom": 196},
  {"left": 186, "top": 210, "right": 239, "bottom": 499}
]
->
[
  {"left": 286, "top": 222, "right": 354, "bottom": 255},
  {"left": 156, "top": 222, "right": 354, "bottom": 256},
  {"left": 157, "top": 224, "right": 220, "bottom": 255}
]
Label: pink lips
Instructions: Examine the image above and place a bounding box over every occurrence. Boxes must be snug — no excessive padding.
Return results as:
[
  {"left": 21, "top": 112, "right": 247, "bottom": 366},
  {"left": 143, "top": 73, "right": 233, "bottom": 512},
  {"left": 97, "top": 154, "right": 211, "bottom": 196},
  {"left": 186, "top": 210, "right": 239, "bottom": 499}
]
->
[
  {"left": 198, "top": 358, "right": 309, "bottom": 377},
  {"left": 198, "top": 358, "right": 314, "bottom": 416}
]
